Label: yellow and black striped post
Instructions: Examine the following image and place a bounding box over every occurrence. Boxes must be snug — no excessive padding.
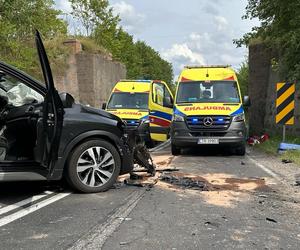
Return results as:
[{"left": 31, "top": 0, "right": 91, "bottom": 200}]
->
[{"left": 276, "top": 82, "right": 295, "bottom": 125}]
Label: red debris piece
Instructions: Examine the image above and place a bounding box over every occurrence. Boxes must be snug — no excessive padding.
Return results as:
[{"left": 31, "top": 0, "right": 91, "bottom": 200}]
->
[{"left": 247, "top": 134, "right": 269, "bottom": 146}]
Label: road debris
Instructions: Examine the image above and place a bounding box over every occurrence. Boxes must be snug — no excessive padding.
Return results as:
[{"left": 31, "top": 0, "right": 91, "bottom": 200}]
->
[
  {"left": 204, "top": 221, "right": 220, "bottom": 227},
  {"left": 119, "top": 242, "right": 128, "bottom": 246},
  {"left": 247, "top": 134, "right": 269, "bottom": 146},
  {"left": 159, "top": 174, "right": 210, "bottom": 191},
  {"left": 266, "top": 217, "right": 277, "bottom": 223},
  {"left": 258, "top": 194, "right": 268, "bottom": 198},
  {"left": 294, "top": 180, "right": 300, "bottom": 186},
  {"left": 282, "top": 159, "right": 293, "bottom": 164},
  {"left": 127, "top": 127, "right": 156, "bottom": 176}
]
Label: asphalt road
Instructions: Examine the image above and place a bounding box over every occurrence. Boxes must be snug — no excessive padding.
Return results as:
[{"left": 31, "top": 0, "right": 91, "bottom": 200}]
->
[{"left": 1, "top": 146, "right": 300, "bottom": 249}]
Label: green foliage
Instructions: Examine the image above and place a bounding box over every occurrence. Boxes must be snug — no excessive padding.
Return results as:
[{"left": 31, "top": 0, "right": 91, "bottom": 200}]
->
[
  {"left": 135, "top": 41, "right": 173, "bottom": 84},
  {"left": 236, "top": 0, "right": 300, "bottom": 82},
  {"left": 94, "top": 28, "right": 173, "bottom": 83},
  {"left": 0, "top": 0, "right": 68, "bottom": 79},
  {"left": 72, "top": 0, "right": 173, "bottom": 83},
  {"left": 0, "top": 0, "right": 173, "bottom": 85},
  {"left": 237, "top": 61, "right": 249, "bottom": 97},
  {"left": 70, "top": 0, "right": 119, "bottom": 36},
  {"left": 256, "top": 135, "right": 300, "bottom": 166},
  {"left": 78, "top": 37, "right": 108, "bottom": 54}
]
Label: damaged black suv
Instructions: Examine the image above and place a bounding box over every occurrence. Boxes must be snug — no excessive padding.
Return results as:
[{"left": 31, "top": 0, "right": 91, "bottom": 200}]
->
[{"left": 0, "top": 32, "right": 133, "bottom": 193}]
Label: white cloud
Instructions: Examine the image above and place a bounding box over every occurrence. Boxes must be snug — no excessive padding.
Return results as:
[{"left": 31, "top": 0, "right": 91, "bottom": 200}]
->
[
  {"left": 213, "top": 16, "right": 229, "bottom": 31},
  {"left": 202, "top": 3, "right": 219, "bottom": 15},
  {"left": 112, "top": 1, "right": 146, "bottom": 33},
  {"left": 162, "top": 43, "right": 206, "bottom": 72},
  {"left": 160, "top": 13, "right": 245, "bottom": 76}
]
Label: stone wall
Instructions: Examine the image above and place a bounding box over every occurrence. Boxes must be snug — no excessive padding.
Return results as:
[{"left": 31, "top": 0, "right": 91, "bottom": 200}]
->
[
  {"left": 54, "top": 40, "right": 126, "bottom": 108},
  {"left": 248, "top": 43, "right": 300, "bottom": 136}
]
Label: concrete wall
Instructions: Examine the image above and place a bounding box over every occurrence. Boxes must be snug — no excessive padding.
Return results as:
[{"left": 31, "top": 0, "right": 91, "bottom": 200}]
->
[
  {"left": 54, "top": 40, "right": 126, "bottom": 108},
  {"left": 248, "top": 43, "right": 300, "bottom": 136}
]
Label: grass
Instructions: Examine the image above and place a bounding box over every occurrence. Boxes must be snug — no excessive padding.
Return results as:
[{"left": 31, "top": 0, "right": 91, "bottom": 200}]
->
[
  {"left": 78, "top": 37, "right": 109, "bottom": 55},
  {"left": 256, "top": 135, "right": 300, "bottom": 166}
]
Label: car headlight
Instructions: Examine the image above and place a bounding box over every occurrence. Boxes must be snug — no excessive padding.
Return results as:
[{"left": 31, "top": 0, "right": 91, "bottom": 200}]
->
[
  {"left": 232, "top": 113, "right": 245, "bottom": 122},
  {"left": 172, "top": 114, "right": 185, "bottom": 122}
]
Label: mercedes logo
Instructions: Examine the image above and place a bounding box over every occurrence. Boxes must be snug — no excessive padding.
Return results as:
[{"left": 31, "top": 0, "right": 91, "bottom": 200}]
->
[{"left": 203, "top": 117, "right": 213, "bottom": 127}]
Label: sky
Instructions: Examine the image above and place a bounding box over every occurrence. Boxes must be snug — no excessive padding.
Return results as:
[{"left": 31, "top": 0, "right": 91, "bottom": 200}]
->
[{"left": 55, "top": 0, "right": 259, "bottom": 78}]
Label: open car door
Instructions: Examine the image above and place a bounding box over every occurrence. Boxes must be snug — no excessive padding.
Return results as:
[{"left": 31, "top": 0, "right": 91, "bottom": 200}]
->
[
  {"left": 148, "top": 81, "right": 173, "bottom": 142},
  {"left": 35, "top": 31, "right": 64, "bottom": 175}
]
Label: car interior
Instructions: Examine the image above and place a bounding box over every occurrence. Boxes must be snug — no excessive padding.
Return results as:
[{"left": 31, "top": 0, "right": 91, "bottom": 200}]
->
[{"left": 0, "top": 71, "right": 44, "bottom": 162}]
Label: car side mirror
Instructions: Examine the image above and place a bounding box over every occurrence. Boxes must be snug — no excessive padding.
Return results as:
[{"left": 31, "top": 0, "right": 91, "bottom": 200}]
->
[
  {"left": 59, "top": 92, "right": 75, "bottom": 108},
  {"left": 164, "top": 96, "right": 173, "bottom": 108},
  {"left": 243, "top": 96, "right": 251, "bottom": 107},
  {"left": 102, "top": 102, "right": 107, "bottom": 110}
]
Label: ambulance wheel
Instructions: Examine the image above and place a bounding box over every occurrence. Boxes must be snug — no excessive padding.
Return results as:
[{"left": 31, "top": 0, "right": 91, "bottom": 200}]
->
[
  {"left": 236, "top": 144, "right": 246, "bottom": 156},
  {"left": 171, "top": 144, "right": 181, "bottom": 156}
]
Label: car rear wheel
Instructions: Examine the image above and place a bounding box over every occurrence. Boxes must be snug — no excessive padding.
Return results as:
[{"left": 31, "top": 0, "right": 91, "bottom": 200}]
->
[
  {"left": 171, "top": 143, "right": 181, "bottom": 156},
  {"left": 66, "top": 139, "right": 121, "bottom": 193}
]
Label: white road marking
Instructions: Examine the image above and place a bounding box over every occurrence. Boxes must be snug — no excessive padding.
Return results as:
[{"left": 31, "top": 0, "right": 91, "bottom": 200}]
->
[
  {"left": 0, "top": 192, "right": 71, "bottom": 227},
  {"left": 0, "top": 191, "right": 53, "bottom": 216},
  {"left": 247, "top": 155, "right": 286, "bottom": 185},
  {"left": 70, "top": 189, "right": 145, "bottom": 250}
]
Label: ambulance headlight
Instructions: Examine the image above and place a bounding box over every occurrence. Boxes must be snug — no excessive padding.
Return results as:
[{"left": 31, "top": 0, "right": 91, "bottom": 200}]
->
[
  {"left": 173, "top": 114, "right": 185, "bottom": 122},
  {"left": 232, "top": 113, "right": 245, "bottom": 122},
  {"left": 140, "top": 117, "right": 150, "bottom": 124}
]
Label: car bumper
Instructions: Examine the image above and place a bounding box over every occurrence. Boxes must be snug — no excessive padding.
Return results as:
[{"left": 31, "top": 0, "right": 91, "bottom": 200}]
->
[
  {"left": 124, "top": 123, "right": 151, "bottom": 143},
  {"left": 118, "top": 136, "right": 134, "bottom": 175},
  {"left": 171, "top": 120, "right": 246, "bottom": 148}
]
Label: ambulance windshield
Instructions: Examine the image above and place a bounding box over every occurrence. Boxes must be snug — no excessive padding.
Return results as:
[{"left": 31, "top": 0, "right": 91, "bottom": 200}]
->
[
  {"left": 176, "top": 81, "right": 240, "bottom": 104},
  {"left": 108, "top": 92, "right": 149, "bottom": 109}
]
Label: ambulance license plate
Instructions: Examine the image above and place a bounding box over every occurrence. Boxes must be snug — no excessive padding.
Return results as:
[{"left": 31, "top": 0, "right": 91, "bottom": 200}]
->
[{"left": 198, "top": 138, "right": 219, "bottom": 144}]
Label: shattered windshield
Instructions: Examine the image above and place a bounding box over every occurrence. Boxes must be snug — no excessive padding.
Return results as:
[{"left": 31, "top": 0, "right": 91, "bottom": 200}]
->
[
  {"left": 176, "top": 81, "right": 241, "bottom": 104},
  {"left": 107, "top": 92, "right": 149, "bottom": 110}
]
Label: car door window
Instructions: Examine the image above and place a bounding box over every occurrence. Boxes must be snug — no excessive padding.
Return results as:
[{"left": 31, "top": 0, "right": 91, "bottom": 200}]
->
[
  {"left": 0, "top": 73, "right": 44, "bottom": 107},
  {"left": 153, "top": 82, "right": 173, "bottom": 108},
  {"left": 153, "top": 83, "right": 164, "bottom": 106},
  {"left": 164, "top": 87, "right": 173, "bottom": 107}
]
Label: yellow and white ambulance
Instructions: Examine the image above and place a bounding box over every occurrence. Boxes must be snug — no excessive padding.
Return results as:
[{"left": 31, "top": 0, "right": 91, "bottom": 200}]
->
[
  {"left": 171, "top": 65, "right": 250, "bottom": 155},
  {"left": 105, "top": 80, "right": 174, "bottom": 145}
]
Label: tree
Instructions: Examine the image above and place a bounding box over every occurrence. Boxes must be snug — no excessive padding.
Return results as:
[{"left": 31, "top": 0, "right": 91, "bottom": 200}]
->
[
  {"left": 0, "top": 0, "right": 67, "bottom": 77},
  {"left": 69, "top": 0, "right": 173, "bottom": 83},
  {"left": 237, "top": 61, "right": 249, "bottom": 97},
  {"left": 235, "top": 0, "right": 300, "bottom": 81},
  {"left": 70, "top": 0, "right": 119, "bottom": 36},
  {"left": 135, "top": 41, "right": 173, "bottom": 84}
]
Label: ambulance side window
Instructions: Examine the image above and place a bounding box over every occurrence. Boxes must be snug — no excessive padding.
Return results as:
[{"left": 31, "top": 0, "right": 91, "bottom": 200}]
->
[
  {"left": 153, "top": 82, "right": 173, "bottom": 108},
  {"left": 164, "top": 87, "right": 173, "bottom": 107},
  {"left": 153, "top": 83, "right": 164, "bottom": 106}
]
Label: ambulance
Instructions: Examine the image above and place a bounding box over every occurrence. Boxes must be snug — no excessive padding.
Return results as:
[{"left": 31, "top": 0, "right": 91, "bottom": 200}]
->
[
  {"left": 171, "top": 65, "right": 250, "bottom": 155},
  {"left": 104, "top": 80, "right": 174, "bottom": 145}
]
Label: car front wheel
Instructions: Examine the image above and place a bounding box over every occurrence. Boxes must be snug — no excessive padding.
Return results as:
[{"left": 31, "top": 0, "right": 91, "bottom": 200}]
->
[{"left": 66, "top": 139, "right": 121, "bottom": 193}]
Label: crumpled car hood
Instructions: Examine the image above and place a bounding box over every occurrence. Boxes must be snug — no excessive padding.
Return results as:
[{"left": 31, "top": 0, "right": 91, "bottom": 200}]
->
[{"left": 81, "top": 105, "right": 122, "bottom": 122}]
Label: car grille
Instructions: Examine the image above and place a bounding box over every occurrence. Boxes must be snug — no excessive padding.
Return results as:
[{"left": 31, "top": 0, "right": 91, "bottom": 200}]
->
[
  {"left": 186, "top": 115, "right": 231, "bottom": 130},
  {"left": 123, "top": 119, "right": 139, "bottom": 129}
]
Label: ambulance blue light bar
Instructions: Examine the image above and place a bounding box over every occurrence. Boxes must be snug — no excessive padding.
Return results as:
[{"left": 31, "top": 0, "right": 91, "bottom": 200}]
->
[{"left": 120, "top": 79, "right": 152, "bottom": 83}]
